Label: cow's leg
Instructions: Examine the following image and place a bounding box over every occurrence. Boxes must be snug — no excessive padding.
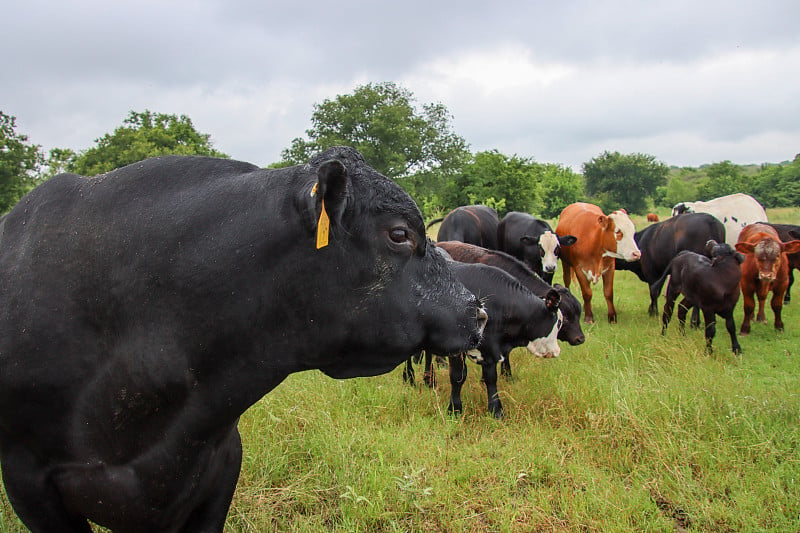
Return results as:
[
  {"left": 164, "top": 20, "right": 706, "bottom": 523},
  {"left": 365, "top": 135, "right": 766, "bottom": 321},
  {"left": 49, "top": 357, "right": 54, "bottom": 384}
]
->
[
  {"left": 690, "top": 305, "right": 701, "bottom": 329},
  {"left": 785, "top": 269, "right": 794, "bottom": 303},
  {"left": 677, "top": 297, "right": 691, "bottom": 334},
  {"left": 1, "top": 447, "right": 92, "bottom": 533},
  {"left": 447, "top": 354, "right": 467, "bottom": 415},
  {"left": 500, "top": 352, "right": 512, "bottom": 380},
  {"left": 601, "top": 265, "right": 616, "bottom": 323},
  {"left": 740, "top": 289, "right": 755, "bottom": 335},
  {"left": 402, "top": 357, "right": 415, "bottom": 386},
  {"left": 562, "top": 262, "right": 573, "bottom": 289},
  {"left": 423, "top": 351, "right": 436, "bottom": 388},
  {"left": 180, "top": 428, "right": 243, "bottom": 533},
  {"left": 661, "top": 282, "right": 675, "bottom": 335},
  {"left": 771, "top": 287, "right": 786, "bottom": 331},
  {"left": 661, "top": 280, "right": 678, "bottom": 335},
  {"left": 721, "top": 309, "right": 741, "bottom": 354},
  {"left": 648, "top": 282, "right": 661, "bottom": 316},
  {"left": 755, "top": 281, "right": 770, "bottom": 324},
  {"left": 481, "top": 362, "right": 504, "bottom": 419},
  {"left": 574, "top": 270, "right": 595, "bottom": 323},
  {"left": 702, "top": 307, "right": 716, "bottom": 354}
]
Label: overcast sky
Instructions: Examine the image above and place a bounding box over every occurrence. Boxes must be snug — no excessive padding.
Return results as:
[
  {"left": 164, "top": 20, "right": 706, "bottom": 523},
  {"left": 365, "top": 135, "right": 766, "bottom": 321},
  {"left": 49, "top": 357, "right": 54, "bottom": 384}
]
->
[{"left": 5, "top": 0, "right": 799, "bottom": 172}]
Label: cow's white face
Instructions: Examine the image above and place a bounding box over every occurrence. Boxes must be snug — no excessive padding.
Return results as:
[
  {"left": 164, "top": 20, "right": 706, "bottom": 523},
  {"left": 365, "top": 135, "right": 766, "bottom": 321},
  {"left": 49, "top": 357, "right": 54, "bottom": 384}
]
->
[
  {"left": 526, "top": 310, "right": 563, "bottom": 358},
  {"left": 539, "top": 231, "right": 561, "bottom": 274},
  {"left": 606, "top": 211, "right": 641, "bottom": 262}
]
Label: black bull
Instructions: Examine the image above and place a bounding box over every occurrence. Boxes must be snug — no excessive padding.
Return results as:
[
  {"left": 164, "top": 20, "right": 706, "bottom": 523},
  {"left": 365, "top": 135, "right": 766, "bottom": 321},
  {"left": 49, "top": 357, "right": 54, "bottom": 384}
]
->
[{"left": 0, "top": 147, "right": 486, "bottom": 532}]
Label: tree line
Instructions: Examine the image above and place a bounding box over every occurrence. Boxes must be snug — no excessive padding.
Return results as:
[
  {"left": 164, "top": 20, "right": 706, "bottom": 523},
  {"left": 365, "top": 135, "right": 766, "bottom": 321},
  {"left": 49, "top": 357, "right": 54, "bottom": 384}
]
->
[{"left": 2, "top": 82, "right": 798, "bottom": 217}]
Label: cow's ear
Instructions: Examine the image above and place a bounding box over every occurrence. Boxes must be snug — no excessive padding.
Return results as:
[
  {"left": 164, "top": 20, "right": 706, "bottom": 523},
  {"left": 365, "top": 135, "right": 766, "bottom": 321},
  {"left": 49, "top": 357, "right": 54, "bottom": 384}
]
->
[
  {"left": 598, "top": 215, "right": 609, "bottom": 229},
  {"left": 734, "top": 252, "right": 746, "bottom": 264},
  {"left": 544, "top": 288, "right": 560, "bottom": 313},
  {"left": 781, "top": 240, "right": 800, "bottom": 255},
  {"left": 316, "top": 159, "right": 349, "bottom": 225},
  {"left": 559, "top": 235, "right": 577, "bottom": 247},
  {"left": 735, "top": 242, "right": 755, "bottom": 255}
]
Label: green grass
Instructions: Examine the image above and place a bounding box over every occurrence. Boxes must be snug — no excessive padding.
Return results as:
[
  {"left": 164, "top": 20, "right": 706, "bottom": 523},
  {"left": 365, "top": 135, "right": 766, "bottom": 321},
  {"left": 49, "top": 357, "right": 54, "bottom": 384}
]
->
[{"left": 2, "top": 209, "right": 800, "bottom": 532}]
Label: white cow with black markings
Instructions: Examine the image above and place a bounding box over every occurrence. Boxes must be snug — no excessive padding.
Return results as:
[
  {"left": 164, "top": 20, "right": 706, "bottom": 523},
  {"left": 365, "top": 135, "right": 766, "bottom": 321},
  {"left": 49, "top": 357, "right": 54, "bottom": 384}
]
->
[{"left": 671, "top": 193, "right": 768, "bottom": 246}]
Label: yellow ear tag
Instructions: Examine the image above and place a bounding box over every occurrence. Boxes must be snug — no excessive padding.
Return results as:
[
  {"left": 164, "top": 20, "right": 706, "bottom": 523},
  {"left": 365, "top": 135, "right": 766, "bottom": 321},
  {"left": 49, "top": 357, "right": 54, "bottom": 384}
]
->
[{"left": 313, "top": 183, "right": 330, "bottom": 249}]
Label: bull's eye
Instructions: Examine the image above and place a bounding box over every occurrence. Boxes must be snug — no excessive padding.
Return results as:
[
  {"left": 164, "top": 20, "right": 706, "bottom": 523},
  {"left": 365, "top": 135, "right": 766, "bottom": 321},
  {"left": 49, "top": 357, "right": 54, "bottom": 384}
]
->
[{"left": 389, "top": 228, "right": 409, "bottom": 244}]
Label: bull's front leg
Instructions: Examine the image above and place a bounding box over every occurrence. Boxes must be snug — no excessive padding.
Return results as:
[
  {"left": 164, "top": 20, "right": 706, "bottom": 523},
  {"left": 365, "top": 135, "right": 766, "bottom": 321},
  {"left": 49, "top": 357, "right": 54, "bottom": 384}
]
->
[
  {"left": 755, "top": 280, "right": 770, "bottom": 324},
  {"left": 771, "top": 288, "right": 786, "bottom": 331},
  {"left": 447, "top": 354, "right": 467, "bottom": 415},
  {"left": 481, "top": 361, "right": 504, "bottom": 419}
]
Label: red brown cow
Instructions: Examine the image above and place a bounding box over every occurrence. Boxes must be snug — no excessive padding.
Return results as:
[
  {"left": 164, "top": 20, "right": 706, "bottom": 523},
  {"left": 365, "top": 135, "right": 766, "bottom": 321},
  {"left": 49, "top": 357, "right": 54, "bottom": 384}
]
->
[
  {"left": 735, "top": 223, "right": 800, "bottom": 334},
  {"left": 555, "top": 202, "right": 641, "bottom": 323},
  {"left": 647, "top": 213, "right": 660, "bottom": 222}
]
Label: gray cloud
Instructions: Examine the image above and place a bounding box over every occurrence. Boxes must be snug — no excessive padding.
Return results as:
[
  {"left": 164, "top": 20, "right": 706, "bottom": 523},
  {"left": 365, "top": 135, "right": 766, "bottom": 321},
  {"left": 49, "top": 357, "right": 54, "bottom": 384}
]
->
[{"left": 5, "top": 0, "right": 799, "bottom": 171}]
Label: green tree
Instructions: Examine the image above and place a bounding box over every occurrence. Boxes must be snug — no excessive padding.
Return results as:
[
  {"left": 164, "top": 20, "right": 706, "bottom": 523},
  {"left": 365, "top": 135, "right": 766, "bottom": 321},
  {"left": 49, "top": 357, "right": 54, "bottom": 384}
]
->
[
  {"left": 446, "top": 150, "right": 541, "bottom": 215},
  {"left": 279, "top": 82, "right": 470, "bottom": 179},
  {"left": 69, "top": 110, "right": 228, "bottom": 176},
  {"left": 0, "top": 111, "right": 43, "bottom": 213},
  {"left": 582, "top": 151, "right": 668, "bottom": 214},
  {"left": 659, "top": 175, "right": 700, "bottom": 208},
  {"left": 752, "top": 154, "right": 800, "bottom": 207},
  {"left": 696, "top": 160, "right": 750, "bottom": 200},
  {"left": 537, "top": 163, "right": 584, "bottom": 219}
]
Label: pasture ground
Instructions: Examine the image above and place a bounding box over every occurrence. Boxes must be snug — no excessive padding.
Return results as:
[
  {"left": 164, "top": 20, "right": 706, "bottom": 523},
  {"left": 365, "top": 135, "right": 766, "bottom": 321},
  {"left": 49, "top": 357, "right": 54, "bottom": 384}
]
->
[{"left": 1, "top": 208, "right": 798, "bottom": 532}]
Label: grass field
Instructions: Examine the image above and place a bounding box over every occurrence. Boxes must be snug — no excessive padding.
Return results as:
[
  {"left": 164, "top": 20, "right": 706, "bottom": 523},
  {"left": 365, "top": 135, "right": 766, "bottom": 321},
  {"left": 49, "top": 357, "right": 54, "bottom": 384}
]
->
[{"left": 2, "top": 209, "right": 799, "bottom": 532}]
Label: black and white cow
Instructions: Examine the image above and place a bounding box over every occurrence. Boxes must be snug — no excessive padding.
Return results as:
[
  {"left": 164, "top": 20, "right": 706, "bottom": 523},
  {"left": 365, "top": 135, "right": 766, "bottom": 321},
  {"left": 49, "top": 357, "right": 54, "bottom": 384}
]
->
[
  {"left": 497, "top": 211, "right": 576, "bottom": 284},
  {"left": 671, "top": 193, "right": 767, "bottom": 246},
  {"left": 0, "top": 147, "right": 487, "bottom": 532}
]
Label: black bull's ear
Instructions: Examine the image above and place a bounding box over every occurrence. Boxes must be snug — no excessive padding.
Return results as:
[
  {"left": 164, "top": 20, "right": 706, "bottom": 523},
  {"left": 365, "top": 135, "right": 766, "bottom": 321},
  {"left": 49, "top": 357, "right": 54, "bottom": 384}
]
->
[{"left": 316, "top": 159, "right": 349, "bottom": 227}]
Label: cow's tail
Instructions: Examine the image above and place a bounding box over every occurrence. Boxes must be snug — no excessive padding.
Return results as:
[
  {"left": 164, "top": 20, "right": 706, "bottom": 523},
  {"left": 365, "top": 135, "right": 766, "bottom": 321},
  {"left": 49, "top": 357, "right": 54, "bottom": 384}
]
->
[{"left": 425, "top": 216, "right": 445, "bottom": 230}]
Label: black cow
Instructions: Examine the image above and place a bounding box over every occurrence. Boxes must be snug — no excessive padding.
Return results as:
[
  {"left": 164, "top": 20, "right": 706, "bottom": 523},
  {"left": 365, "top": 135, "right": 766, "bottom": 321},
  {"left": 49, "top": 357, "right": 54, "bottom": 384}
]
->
[
  {"left": 660, "top": 240, "right": 745, "bottom": 354},
  {"left": 764, "top": 223, "right": 800, "bottom": 302},
  {"left": 431, "top": 205, "right": 500, "bottom": 248},
  {"left": 407, "top": 262, "right": 560, "bottom": 419},
  {"left": 448, "top": 263, "right": 560, "bottom": 419},
  {"left": 615, "top": 213, "right": 725, "bottom": 316},
  {"left": 436, "top": 240, "right": 584, "bottom": 379},
  {"left": 497, "top": 211, "right": 576, "bottom": 284},
  {"left": 0, "top": 147, "right": 487, "bottom": 532}
]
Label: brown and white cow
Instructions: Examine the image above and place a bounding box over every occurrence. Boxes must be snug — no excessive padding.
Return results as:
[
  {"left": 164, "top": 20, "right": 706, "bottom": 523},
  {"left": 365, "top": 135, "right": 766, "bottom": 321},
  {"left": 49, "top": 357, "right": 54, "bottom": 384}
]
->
[
  {"left": 555, "top": 202, "right": 641, "bottom": 323},
  {"left": 735, "top": 223, "right": 800, "bottom": 334}
]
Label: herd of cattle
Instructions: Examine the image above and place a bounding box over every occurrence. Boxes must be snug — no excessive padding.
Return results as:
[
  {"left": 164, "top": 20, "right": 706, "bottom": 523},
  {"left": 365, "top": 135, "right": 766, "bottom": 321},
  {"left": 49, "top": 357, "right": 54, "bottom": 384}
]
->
[
  {"left": 428, "top": 194, "right": 800, "bottom": 356},
  {"left": 0, "top": 148, "right": 797, "bottom": 531},
  {"left": 407, "top": 191, "right": 800, "bottom": 420}
]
